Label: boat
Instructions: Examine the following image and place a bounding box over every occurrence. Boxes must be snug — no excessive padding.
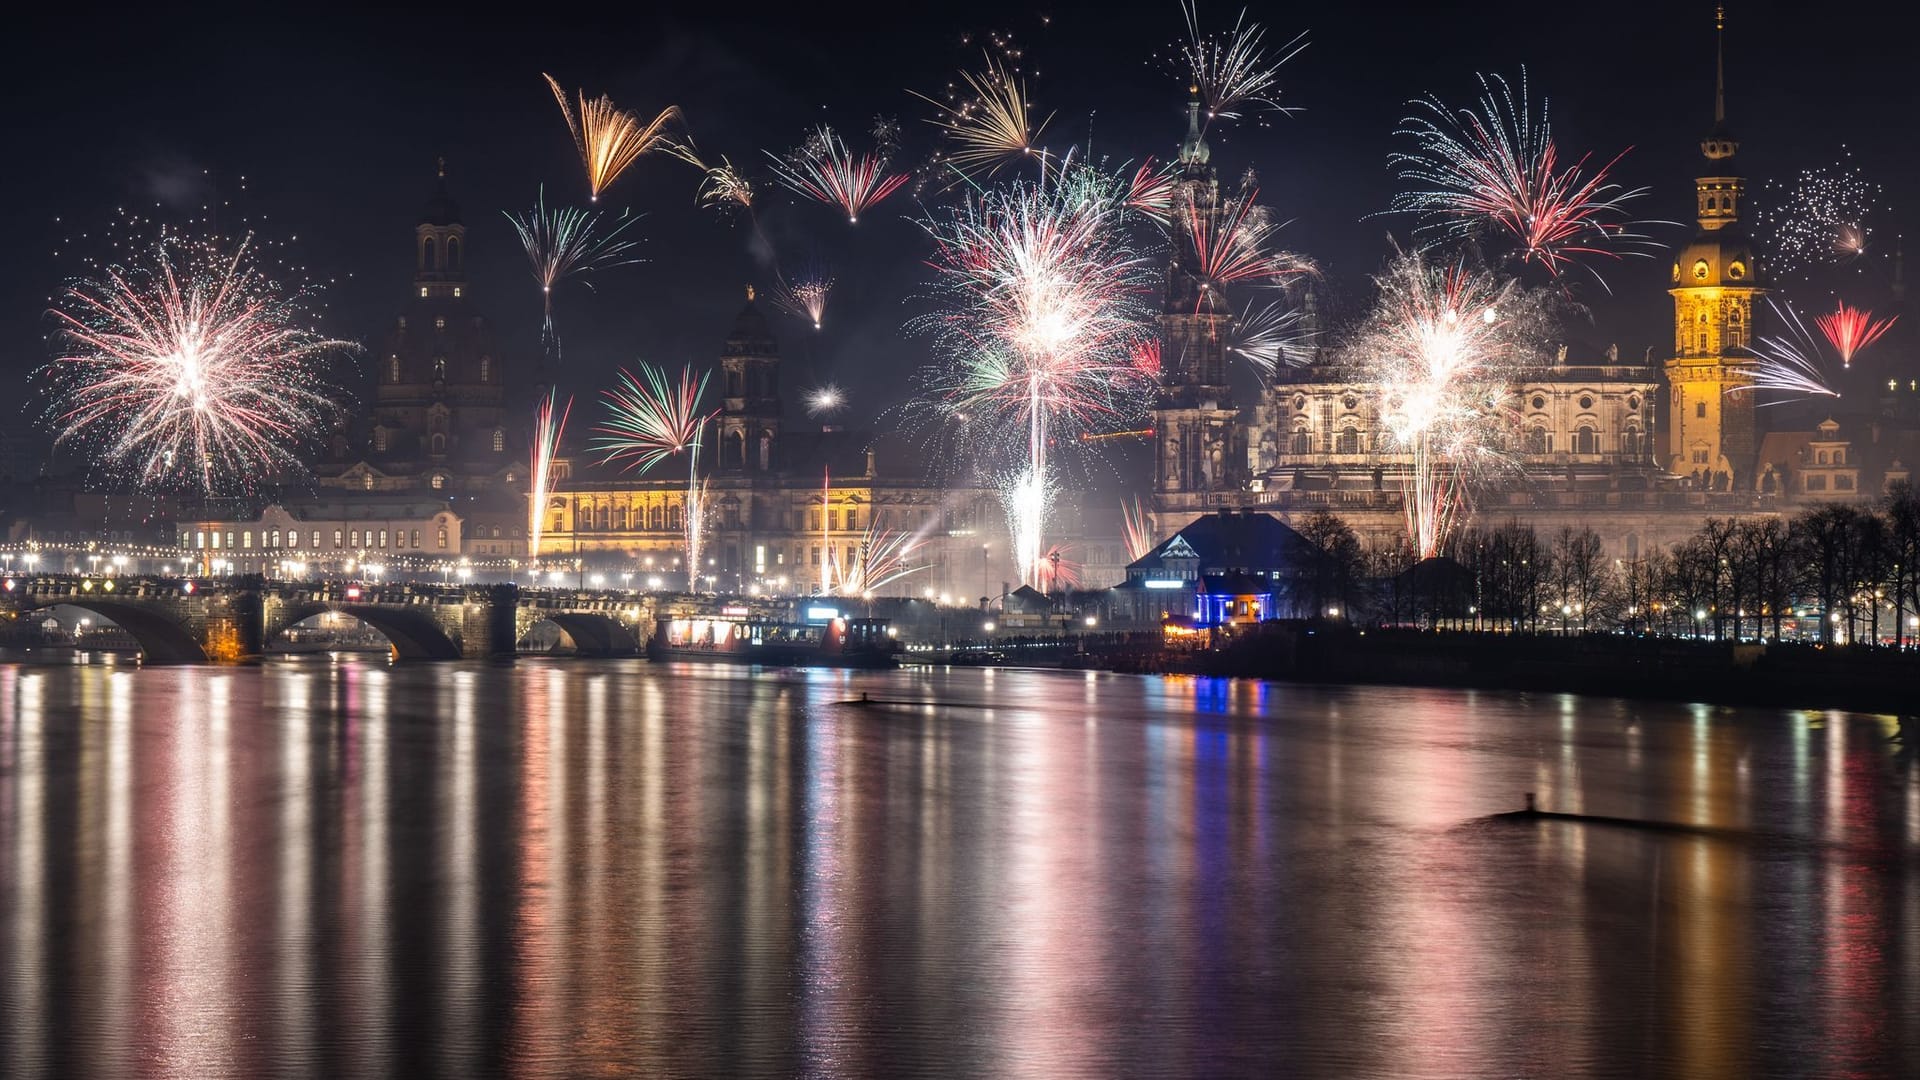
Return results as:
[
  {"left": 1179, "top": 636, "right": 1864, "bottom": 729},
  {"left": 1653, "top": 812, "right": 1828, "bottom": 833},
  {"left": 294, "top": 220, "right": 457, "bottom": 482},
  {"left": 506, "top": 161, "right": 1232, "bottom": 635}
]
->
[{"left": 647, "top": 611, "right": 900, "bottom": 668}]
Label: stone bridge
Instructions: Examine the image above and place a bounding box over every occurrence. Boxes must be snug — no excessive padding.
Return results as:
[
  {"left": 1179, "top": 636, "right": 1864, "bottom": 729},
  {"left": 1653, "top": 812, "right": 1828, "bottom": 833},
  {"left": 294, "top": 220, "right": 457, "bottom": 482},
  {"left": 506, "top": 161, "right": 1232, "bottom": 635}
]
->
[{"left": 0, "top": 575, "right": 668, "bottom": 664}]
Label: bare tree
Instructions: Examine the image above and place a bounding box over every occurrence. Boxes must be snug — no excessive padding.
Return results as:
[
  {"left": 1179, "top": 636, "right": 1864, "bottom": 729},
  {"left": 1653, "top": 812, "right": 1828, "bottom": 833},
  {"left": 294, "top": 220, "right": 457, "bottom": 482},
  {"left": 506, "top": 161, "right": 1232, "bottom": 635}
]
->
[{"left": 1885, "top": 481, "right": 1920, "bottom": 649}]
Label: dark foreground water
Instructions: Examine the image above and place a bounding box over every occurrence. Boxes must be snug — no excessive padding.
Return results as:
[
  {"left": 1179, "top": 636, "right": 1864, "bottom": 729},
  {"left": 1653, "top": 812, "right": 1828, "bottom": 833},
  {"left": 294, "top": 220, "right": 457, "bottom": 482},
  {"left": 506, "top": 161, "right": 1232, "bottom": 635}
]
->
[{"left": 2, "top": 660, "right": 1917, "bottom": 1079}]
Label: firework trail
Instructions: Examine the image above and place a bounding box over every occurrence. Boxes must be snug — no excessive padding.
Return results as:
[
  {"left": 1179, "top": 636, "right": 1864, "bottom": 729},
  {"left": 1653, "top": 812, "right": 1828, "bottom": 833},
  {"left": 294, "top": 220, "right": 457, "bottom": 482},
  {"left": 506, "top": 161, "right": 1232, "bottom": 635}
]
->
[
  {"left": 697, "top": 157, "right": 755, "bottom": 216},
  {"left": 1759, "top": 150, "right": 1885, "bottom": 278},
  {"left": 1177, "top": 1, "right": 1308, "bottom": 127},
  {"left": 771, "top": 266, "right": 834, "bottom": 330},
  {"left": 595, "top": 362, "right": 717, "bottom": 591},
  {"left": 527, "top": 390, "right": 571, "bottom": 569},
  {"left": 804, "top": 382, "right": 848, "bottom": 418},
  {"left": 1125, "top": 158, "right": 1178, "bottom": 227},
  {"left": 1180, "top": 186, "right": 1314, "bottom": 305},
  {"left": 1341, "top": 249, "right": 1556, "bottom": 558},
  {"left": 504, "top": 186, "right": 643, "bottom": 355},
  {"left": 544, "top": 73, "right": 682, "bottom": 202},
  {"left": 1229, "top": 297, "right": 1315, "bottom": 379},
  {"left": 832, "top": 524, "right": 927, "bottom": 597},
  {"left": 767, "top": 125, "right": 910, "bottom": 224},
  {"left": 43, "top": 229, "right": 353, "bottom": 494},
  {"left": 915, "top": 158, "right": 1158, "bottom": 585},
  {"left": 1032, "top": 543, "right": 1083, "bottom": 593},
  {"left": 1122, "top": 497, "right": 1157, "bottom": 561},
  {"left": 1740, "top": 299, "right": 1840, "bottom": 400},
  {"left": 914, "top": 57, "right": 1053, "bottom": 179},
  {"left": 1814, "top": 301, "right": 1897, "bottom": 368},
  {"left": 1388, "top": 71, "right": 1656, "bottom": 282}
]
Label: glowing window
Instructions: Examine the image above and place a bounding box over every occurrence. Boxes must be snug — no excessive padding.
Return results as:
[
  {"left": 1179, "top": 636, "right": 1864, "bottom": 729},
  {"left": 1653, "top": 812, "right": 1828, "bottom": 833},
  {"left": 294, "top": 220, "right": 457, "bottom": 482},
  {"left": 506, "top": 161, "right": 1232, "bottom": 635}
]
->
[{"left": 1693, "top": 260, "right": 1709, "bottom": 281}]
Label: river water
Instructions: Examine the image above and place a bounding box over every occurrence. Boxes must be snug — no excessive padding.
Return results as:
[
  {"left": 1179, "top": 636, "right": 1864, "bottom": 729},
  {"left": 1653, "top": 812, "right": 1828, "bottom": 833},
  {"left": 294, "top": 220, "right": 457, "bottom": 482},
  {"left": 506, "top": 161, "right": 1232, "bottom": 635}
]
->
[{"left": 1, "top": 659, "right": 1916, "bottom": 1078}]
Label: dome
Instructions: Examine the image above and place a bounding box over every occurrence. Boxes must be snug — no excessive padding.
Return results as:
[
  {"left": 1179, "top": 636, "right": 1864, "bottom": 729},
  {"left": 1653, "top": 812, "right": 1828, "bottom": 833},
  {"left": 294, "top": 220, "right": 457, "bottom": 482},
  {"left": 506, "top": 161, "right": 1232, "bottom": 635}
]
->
[{"left": 1672, "top": 227, "right": 1760, "bottom": 289}]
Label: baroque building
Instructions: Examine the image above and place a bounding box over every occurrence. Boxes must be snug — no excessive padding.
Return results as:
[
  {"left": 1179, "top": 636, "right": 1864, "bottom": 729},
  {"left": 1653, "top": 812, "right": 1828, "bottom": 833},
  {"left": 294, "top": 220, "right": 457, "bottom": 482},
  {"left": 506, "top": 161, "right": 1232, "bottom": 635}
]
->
[{"left": 317, "top": 162, "right": 515, "bottom": 495}]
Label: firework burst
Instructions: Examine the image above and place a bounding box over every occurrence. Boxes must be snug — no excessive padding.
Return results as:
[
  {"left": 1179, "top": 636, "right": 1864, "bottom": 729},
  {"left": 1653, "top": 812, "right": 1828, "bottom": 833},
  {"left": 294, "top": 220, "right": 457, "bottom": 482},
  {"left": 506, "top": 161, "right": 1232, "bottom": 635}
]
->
[
  {"left": 504, "top": 186, "right": 643, "bottom": 352},
  {"left": 1181, "top": 187, "right": 1314, "bottom": 304},
  {"left": 804, "top": 382, "right": 848, "bottom": 418},
  {"left": 1229, "top": 297, "right": 1315, "bottom": 379},
  {"left": 916, "top": 158, "right": 1158, "bottom": 584},
  {"left": 915, "top": 57, "right": 1053, "bottom": 179},
  {"left": 1814, "top": 301, "right": 1897, "bottom": 368},
  {"left": 1742, "top": 299, "right": 1840, "bottom": 400},
  {"left": 1125, "top": 158, "right": 1178, "bottom": 227},
  {"left": 1389, "top": 71, "right": 1656, "bottom": 281},
  {"left": 772, "top": 266, "right": 834, "bottom": 330},
  {"left": 1122, "top": 497, "right": 1157, "bottom": 561},
  {"left": 832, "top": 524, "right": 927, "bottom": 597},
  {"left": 768, "top": 125, "right": 910, "bottom": 224},
  {"left": 526, "top": 390, "right": 572, "bottom": 567},
  {"left": 43, "top": 229, "right": 353, "bottom": 494},
  {"left": 1177, "top": 1, "right": 1308, "bottom": 126},
  {"left": 697, "top": 156, "right": 755, "bottom": 216},
  {"left": 1341, "top": 249, "right": 1555, "bottom": 558},
  {"left": 595, "top": 363, "right": 717, "bottom": 591},
  {"left": 544, "top": 73, "right": 682, "bottom": 202},
  {"left": 1759, "top": 149, "right": 1885, "bottom": 279}
]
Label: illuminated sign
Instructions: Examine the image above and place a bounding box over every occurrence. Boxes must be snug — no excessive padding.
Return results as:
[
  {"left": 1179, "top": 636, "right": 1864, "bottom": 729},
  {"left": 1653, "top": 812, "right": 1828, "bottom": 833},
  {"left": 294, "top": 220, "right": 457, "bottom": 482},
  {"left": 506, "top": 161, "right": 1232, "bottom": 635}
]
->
[
  {"left": 345, "top": 586, "right": 363, "bottom": 600},
  {"left": 805, "top": 605, "right": 840, "bottom": 622},
  {"left": 1143, "top": 579, "right": 1187, "bottom": 590},
  {"left": 721, "top": 605, "right": 751, "bottom": 616}
]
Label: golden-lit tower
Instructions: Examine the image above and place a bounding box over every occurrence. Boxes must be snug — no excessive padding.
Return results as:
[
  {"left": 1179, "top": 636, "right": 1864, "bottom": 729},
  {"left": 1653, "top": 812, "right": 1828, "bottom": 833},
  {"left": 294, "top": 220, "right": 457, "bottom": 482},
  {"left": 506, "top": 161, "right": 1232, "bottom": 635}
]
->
[{"left": 1664, "top": 4, "right": 1765, "bottom": 488}]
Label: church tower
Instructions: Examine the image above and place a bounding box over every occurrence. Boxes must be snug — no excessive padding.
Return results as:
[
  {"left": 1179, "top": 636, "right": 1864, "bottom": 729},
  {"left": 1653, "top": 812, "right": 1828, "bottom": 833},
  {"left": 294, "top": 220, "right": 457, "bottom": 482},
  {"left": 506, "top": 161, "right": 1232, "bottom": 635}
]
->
[
  {"left": 1664, "top": 6, "right": 1764, "bottom": 489},
  {"left": 1152, "top": 89, "right": 1240, "bottom": 522},
  {"left": 369, "top": 161, "right": 508, "bottom": 489},
  {"left": 716, "top": 287, "right": 782, "bottom": 473}
]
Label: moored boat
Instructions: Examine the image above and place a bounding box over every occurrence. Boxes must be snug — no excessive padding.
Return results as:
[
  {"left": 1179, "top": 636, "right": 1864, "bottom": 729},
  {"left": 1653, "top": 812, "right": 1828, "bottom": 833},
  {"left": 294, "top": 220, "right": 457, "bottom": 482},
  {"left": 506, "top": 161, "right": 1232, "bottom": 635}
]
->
[{"left": 648, "top": 611, "right": 900, "bottom": 668}]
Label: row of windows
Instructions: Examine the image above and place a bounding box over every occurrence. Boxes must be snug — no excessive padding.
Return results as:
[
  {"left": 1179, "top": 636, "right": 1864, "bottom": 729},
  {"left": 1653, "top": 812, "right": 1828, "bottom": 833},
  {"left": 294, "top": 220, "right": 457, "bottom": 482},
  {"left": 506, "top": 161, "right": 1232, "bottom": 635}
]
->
[
  {"left": 1289, "top": 428, "right": 1640, "bottom": 456},
  {"left": 187, "top": 526, "right": 450, "bottom": 551},
  {"left": 384, "top": 356, "right": 491, "bottom": 383}
]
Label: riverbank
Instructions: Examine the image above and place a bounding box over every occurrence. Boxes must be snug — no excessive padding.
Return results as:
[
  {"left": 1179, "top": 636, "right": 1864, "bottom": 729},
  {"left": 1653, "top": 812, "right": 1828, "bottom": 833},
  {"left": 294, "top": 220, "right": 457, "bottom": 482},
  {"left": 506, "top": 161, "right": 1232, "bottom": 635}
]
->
[{"left": 1108, "top": 625, "right": 1920, "bottom": 716}]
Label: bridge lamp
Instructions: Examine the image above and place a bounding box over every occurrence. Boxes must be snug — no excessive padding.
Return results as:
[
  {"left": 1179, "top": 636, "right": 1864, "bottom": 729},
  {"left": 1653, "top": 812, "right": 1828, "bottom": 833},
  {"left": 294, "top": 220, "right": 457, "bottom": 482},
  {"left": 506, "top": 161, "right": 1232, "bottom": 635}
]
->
[
  {"left": 548, "top": 570, "right": 565, "bottom": 585},
  {"left": 458, "top": 567, "right": 471, "bottom": 582},
  {"left": 591, "top": 573, "right": 605, "bottom": 588},
  {"left": 983, "top": 621, "right": 996, "bottom": 633},
  {"left": 24, "top": 554, "right": 38, "bottom": 570},
  {"left": 1085, "top": 615, "right": 1097, "bottom": 627},
  {"left": 647, "top": 576, "right": 662, "bottom": 590},
  {"left": 112, "top": 555, "right": 127, "bottom": 574}
]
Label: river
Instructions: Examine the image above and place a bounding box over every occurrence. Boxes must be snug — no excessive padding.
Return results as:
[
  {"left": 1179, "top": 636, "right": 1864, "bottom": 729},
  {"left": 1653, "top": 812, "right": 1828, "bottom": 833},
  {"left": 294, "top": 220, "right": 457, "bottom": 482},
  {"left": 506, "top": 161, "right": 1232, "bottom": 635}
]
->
[{"left": 2, "top": 659, "right": 1916, "bottom": 1078}]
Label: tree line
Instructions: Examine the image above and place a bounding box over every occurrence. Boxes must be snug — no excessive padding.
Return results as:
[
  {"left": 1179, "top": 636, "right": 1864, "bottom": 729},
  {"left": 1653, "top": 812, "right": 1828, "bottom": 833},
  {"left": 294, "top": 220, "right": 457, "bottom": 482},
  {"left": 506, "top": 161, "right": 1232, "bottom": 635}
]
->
[{"left": 1289, "top": 481, "right": 1920, "bottom": 648}]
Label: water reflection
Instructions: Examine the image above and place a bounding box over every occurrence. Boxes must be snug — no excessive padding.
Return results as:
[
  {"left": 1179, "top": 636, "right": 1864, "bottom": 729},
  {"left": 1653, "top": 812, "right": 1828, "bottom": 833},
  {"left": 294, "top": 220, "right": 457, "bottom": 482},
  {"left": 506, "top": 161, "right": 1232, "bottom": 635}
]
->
[{"left": 0, "top": 661, "right": 1916, "bottom": 1078}]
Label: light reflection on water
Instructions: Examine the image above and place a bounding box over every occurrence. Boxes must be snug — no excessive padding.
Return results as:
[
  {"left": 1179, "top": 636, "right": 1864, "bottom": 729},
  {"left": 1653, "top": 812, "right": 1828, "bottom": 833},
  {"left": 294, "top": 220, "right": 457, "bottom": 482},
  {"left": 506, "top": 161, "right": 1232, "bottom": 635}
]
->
[{"left": 1, "top": 660, "right": 1918, "bottom": 1078}]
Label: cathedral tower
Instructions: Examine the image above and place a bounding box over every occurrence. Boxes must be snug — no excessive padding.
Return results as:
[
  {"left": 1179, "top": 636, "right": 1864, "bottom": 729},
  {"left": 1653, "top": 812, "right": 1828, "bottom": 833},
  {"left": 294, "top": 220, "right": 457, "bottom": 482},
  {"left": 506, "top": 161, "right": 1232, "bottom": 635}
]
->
[
  {"left": 716, "top": 286, "right": 782, "bottom": 473},
  {"left": 1152, "top": 90, "right": 1240, "bottom": 517},
  {"left": 1664, "top": 6, "right": 1764, "bottom": 488}
]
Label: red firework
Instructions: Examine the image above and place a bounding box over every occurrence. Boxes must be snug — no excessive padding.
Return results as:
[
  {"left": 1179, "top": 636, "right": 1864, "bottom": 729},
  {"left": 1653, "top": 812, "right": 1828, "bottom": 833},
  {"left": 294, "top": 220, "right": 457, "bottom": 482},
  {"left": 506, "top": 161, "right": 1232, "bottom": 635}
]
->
[{"left": 1814, "top": 301, "right": 1897, "bottom": 368}]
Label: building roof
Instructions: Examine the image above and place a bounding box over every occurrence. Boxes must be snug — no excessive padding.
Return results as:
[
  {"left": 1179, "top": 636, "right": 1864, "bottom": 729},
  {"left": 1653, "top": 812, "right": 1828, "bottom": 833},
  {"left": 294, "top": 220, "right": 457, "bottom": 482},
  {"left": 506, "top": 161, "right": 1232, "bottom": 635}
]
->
[
  {"left": 1126, "top": 509, "right": 1321, "bottom": 577},
  {"left": 420, "top": 161, "right": 461, "bottom": 226}
]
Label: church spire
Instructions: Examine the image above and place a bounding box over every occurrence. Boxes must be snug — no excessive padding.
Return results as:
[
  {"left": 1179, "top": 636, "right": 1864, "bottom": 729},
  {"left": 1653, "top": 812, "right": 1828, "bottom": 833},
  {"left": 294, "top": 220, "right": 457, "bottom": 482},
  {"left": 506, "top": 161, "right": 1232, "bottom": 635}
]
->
[
  {"left": 1713, "top": 4, "right": 1726, "bottom": 126},
  {"left": 1178, "top": 86, "right": 1210, "bottom": 172}
]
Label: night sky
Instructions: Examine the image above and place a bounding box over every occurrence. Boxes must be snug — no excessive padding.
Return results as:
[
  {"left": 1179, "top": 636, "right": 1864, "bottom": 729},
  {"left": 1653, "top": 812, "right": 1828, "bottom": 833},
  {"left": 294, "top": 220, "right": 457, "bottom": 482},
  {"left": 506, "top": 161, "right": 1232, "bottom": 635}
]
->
[{"left": 4, "top": 1, "right": 1914, "bottom": 472}]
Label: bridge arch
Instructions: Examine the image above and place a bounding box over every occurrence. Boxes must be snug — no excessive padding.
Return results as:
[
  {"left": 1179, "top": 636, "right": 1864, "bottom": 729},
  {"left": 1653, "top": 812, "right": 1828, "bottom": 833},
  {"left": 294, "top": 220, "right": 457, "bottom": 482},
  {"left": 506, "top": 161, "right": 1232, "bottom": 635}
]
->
[
  {"left": 27, "top": 600, "right": 209, "bottom": 664},
  {"left": 533, "top": 612, "right": 642, "bottom": 657},
  {"left": 269, "top": 602, "right": 464, "bottom": 661}
]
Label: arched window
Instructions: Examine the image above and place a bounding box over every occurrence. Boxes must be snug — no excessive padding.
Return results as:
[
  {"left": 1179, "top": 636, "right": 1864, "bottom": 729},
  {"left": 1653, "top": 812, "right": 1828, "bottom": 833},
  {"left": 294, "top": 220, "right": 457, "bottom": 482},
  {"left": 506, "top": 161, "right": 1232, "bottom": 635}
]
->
[
  {"left": 422, "top": 236, "right": 436, "bottom": 271},
  {"left": 479, "top": 357, "right": 491, "bottom": 383},
  {"left": 1696, "top": 401, "right": 1707, "bottom": 419},
  {"left": 1289, "top": 426, "right": 1309, "bottom": 455},
  {"left": 437, "top": 527, "right": 448, "bottom": 549},
  {"left": 431, "top": 433, "right": 446, "bottom": 455},
  {"left": 614, "top": 506, "right": 627, "bottom": 530},
  {"left": 433, "top": 357, "right": 446, "bottom": 382},
  {"left": 1335, "top": 427, "right": 1360, "bottom": 455},
  {"left": 388, "top": 356, "right": 401, "bottom": 383},
  {"left": 492, "top": 429, "right": 505, "bottom": 452},
  {"left": 374, "top": 428, "right": 388, "bottom": 452},
  {"left": 650, "top": 505, "right": 665, "bottom": 531},
  {"left": 270, "top": 530, "right": 280, "bottom": 548},
  {"left": 597, "top": 505, "right": 611, "bottom": 530},
  {"left": 446, "top": 237, "right": 460, "bottom": 271},
  {"left": 1622, "top": 426, "right": 1642, "bottom": 457},
  {"left": 1575, "top": 426, "right": 1598, "bottom": 455},
  {"left": 1526, "top": 427, "right": 1549, "bottom": 455},
  {"left": 431, "top": 473, "right": 445, "bottom": 490}
]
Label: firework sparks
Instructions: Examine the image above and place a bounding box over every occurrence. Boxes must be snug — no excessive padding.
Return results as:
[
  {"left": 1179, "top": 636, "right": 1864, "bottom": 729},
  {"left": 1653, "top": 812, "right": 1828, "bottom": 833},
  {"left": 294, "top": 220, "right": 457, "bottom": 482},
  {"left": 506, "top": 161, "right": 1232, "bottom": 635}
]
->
[
  {"left": 595, "top": 362, "right": 717, "bottom": 591},
  {"left": 1180, "top": 187, "right": 1314, "bottom": 304},
  {"left": 804, "top": 382, "right": 847, "bottom": 418},
  {"left": 915, "top": 57, "right": 1053, "bottom": 179},
  {"left": 1759, "top": 149, "right": 1885, "bottom": 278},
  {"left": 1341, "top": 249, "right": 1555, "bottom": 558},
  {"left": 44, "top": 230, "right": 353, "bottom": 494},
  {"left": 1742, "top": 299, "right": 1840, "bottom": 400},
  {"left": 916, "top": 158, "right": 1157, "bottom": 585},
  {"left": 1125, "top": 158, "right": 1178, "bottom": 226},
  {"left": 697, "top": 157, "right": 755, "bottom": 216},
  {"left": 1814, "top": 301, "right": 1897, "bottom": 368},
  {"left": 526, "top": 390, "right": 571, "bottom": 568},
  {"left": 1228, "top": 297, "right": 1314, "bottom": 379},
  {"left": 544, "top": 73, "right": 682, "bottom": 202},
  {"left": 1389, "top": 71, "right": 1656, "bottom": 280},
  {"left": 1122, "top": 498, "right": 1157, "bottom": 561},
  {"left": 504, "top": 186, "right": 643, "bottom": 352},
  {"left": 1178, "top": 1, "right": 1308, "bottom": 125},
  {"left": 767, "top": 125, "right": 910, "bottom": 224},
  {"left": 772, "top": 267, "right": 834, "bottom": 330},
  {"left": 832, "top": 524, "right": 927, "bottom": 597}
]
